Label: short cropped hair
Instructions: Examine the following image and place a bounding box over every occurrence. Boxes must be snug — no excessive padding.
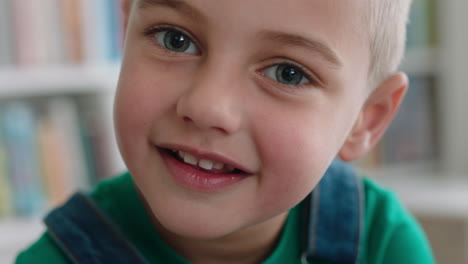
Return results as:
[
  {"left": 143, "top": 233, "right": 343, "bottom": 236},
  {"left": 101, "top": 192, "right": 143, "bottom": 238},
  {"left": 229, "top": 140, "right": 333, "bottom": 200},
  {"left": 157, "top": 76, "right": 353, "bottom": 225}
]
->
[{"left": 367, "top": 0, "right": 412, "bottom": 89}]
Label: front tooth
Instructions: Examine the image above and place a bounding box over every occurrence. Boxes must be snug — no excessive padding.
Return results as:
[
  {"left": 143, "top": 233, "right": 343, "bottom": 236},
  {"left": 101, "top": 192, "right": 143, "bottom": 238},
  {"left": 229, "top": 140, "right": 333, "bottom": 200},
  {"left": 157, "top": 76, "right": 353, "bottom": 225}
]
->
[
  {"left": 183, "top": 153, "right": 198, "bottom": 165},
  {"left": 178, "top": 151, "right": 186, "bottom": 159},
  {"left": 199, "top": 159, "right": 214, "bottom": 170},
  {"left": 213, "top": 162, "right": 224, "bottom": 169}
]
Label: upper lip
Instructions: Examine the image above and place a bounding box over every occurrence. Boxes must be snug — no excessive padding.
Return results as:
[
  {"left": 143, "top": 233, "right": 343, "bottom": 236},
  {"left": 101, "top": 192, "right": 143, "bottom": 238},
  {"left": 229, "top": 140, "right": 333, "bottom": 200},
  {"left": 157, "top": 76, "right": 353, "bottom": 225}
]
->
[{"left": 157, "top": 143, "right": 254, "bottom": 174}]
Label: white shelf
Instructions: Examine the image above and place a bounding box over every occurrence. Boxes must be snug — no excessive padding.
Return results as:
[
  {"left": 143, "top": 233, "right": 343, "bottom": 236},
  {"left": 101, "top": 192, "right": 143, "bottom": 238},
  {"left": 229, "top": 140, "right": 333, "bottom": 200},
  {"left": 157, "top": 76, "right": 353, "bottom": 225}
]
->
[
  {"left": 376, "top": 173, "right": 468, "bottom": 219},
  {"left": 0, "top": 217, "right": 44, "bottom": 263},
  {"left": 358, "top": 161, "right": 468, "bottom": 218},
  {"left": 0, "top": 64, "right": 120, "bottom": 98}
]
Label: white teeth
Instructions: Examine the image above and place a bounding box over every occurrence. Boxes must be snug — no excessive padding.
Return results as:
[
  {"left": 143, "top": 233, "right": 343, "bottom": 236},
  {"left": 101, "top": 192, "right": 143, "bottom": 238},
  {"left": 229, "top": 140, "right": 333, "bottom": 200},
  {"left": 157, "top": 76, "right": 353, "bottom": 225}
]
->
[
  {"left": 199, "top": 159, "right": 214, "bottom": 170},
  {"left": 213, "top": 162, "right": 224, "bottom": 169},
  {"left": 183, "top": 153, "right": 198, "bottom": 165},
  {"left": 178, "top": 151, "right": 185, "bottom": 159},
  {"left": 175, "top": 149, "right": 235, "bottom": 171}
]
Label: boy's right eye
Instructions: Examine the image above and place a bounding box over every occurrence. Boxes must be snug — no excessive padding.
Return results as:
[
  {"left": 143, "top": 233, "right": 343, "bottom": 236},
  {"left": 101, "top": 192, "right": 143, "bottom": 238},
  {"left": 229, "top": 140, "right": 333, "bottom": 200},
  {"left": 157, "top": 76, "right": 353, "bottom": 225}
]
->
[{"left": 147, "top": 27, "right": 199, "bottom": 54}]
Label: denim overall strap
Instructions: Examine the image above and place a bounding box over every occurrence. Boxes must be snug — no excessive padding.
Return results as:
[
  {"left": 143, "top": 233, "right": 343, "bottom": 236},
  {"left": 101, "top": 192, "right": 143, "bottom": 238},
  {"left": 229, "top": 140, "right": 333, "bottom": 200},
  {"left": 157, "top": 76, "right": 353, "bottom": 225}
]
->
[
  {"left": 44, "top": 192, "right": 149, "bottom": 264},
  {"left": 301, "top": 160, "right": 364, "bottom": 264}
]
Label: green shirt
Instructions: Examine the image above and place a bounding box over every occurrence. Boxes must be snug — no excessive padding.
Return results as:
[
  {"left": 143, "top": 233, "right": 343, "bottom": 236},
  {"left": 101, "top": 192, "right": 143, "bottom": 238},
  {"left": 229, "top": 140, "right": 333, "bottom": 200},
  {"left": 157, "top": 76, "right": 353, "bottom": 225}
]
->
[{"left": 16, "top": 172, "right": 435, "bottom": 264}]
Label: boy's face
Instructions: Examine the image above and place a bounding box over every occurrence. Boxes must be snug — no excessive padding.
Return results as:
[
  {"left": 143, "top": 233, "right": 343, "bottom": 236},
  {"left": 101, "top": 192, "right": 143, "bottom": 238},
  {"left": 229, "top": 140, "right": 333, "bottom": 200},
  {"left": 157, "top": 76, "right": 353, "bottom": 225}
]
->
[{"left": 115, "top": 0, "right": 373, "bottom": 239}]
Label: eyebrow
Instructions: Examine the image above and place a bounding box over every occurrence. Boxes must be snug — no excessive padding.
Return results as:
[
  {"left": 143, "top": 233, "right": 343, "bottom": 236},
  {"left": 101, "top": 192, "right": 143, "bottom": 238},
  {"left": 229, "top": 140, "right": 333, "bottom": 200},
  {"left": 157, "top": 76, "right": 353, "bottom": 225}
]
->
[
  {"left": 138, "top": 0, "right": 202, "bottom": 21},
  {"left": 259, "top": 31, "right": 343, "bottom": 68},
  {"left": 138, "top": 0, "right": 181, "bottom": 8},
  {"left": 138, "top": 0, "right": 342, "bottom": 68}
]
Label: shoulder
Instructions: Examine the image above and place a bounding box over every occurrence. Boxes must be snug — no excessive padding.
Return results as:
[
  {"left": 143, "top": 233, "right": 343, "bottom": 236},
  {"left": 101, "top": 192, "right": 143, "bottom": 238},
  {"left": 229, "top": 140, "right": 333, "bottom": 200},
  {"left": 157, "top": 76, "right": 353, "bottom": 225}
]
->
[
  {"left": 89, "top": 172, "right": 133, "bottom": 206},
  {"left": 360, "top": 177, "right": 435, "bottom": 264},
  {"left": 362, "top": 177, "right": 407, "bottom": 225},
  {"left": 16, "top": 172, "right": 132, "bottom": 264},
  {"left": 361, "top": 177, "right": 421, "bottom": 236},
  {"left": 15, "top": 233, "right": 69, "bottom": 264}
]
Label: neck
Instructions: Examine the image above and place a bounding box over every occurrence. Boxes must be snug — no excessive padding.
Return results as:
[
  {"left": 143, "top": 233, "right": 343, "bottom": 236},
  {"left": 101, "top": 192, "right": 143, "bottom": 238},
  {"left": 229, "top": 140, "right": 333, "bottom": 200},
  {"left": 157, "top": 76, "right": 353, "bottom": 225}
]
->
[{"left": 153, "top": 212, "right": 289, "bottom": 264}]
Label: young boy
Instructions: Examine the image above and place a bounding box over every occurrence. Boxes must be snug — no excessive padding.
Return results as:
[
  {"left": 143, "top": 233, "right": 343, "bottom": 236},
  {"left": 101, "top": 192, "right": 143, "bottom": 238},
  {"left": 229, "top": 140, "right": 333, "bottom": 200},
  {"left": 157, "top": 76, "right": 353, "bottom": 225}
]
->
[{"left": 16, "top": 0, "right": 435, "bottom": 263}]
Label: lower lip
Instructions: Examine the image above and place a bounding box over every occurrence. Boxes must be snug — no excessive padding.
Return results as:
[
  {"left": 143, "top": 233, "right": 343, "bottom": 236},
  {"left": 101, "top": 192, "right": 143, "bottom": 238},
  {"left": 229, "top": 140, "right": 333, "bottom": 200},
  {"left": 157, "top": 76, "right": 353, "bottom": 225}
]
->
[{"left": 159, "top": 149, "right": 248, "bottom": 192}]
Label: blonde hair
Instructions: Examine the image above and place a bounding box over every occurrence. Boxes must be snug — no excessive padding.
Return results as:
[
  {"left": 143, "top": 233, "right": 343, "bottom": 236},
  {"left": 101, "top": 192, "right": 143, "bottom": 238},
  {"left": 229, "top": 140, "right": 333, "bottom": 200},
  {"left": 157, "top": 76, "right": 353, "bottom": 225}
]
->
[{"left": 367, "top": 0, "right": 412, "bottom": 89}]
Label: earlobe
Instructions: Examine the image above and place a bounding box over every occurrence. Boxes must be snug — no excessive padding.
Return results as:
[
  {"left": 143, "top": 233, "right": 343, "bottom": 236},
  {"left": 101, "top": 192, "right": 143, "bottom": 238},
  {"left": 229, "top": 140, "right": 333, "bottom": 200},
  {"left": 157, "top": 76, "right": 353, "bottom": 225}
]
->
[
  {"left": 338, "top": 113, "right": 371, "bottom": 161},
  {"left": 338, "top": 72, "right": 409, "bottom": 161}
]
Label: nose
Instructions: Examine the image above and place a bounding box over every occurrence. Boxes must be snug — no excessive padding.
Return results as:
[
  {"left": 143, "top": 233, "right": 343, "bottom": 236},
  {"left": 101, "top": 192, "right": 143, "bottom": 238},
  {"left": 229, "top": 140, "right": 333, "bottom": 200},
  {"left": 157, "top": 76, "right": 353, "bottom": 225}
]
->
[{"left": 176, "top": 63, "right": 243, "bottom": 135}]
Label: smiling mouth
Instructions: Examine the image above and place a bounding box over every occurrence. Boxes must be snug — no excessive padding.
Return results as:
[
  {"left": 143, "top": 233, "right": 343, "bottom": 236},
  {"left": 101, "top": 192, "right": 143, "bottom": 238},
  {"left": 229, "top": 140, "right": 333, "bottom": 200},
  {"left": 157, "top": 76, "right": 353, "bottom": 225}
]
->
[{"left": 161, "top": 148, "right": 246, "bottom": 175}]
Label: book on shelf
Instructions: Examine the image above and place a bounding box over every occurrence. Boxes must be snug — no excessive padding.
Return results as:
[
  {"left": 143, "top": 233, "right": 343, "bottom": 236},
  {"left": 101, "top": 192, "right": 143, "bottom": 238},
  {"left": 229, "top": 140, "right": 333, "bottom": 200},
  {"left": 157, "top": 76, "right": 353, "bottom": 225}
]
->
[
  {"left": 37, "top": 110, "right": 72, "bottom": 208},
  {"left": 80, "top": 0, "right": 123, "bottom": 65},
  {"left": 0, "top": 97, "right": 111, "bottom": 216},
  {"left": 3, "top": 0, "right": 123, "bottom": 67},
  {"left": 0, "top": 114, "right": 13, "bottom": 217},
  {"left": 48, "top": 98, "right": 90, "bottom": 192},
  {"left": 1, "top": 102, "right": 46, "bottom": 216},
  {"left": 0, "top": 0, "right": 14, "bottom": 66},
  {"left": 76, "top": 96, "right": 114, "bottom": 183},
  {"left": 407, "top": 0, "right": 437, "bottom": 49},
  {"left": 62, "top": 0, "right": 84, "bottom": 64},
  {"left": 12, "top": 0, "right": 39, "bottom": 66},
  {"left": 382, "top": 75, "right": 437, "bottom": 164},
  {"left": 37, "top": 97, "right": 92, "bottom": 208}
]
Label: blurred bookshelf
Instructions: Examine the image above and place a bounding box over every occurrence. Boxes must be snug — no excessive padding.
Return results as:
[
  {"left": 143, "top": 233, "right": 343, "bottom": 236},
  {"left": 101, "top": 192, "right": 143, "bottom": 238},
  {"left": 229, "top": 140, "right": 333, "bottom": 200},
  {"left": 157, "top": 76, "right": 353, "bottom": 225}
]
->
[
  {"left": 0, "top": 0, "right": 467, "bottom": 263},
  {"left": 356, "top": 0, "right": 467, "bottom": 180},
  {"left": 355, "top": 0, "right": 468, "bottom": 263},
  {"left": 356, "top": 0, "right": 439, "bottom": 173},
  {"left": 0, "top": 0, "right": 126, "bottom": 262}
]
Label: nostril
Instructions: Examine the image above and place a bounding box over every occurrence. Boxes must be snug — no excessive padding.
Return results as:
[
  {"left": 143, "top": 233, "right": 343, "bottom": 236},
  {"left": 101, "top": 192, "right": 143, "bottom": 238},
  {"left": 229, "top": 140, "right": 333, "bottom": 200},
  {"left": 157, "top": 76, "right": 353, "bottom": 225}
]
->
[
  {"left": 214, "top": 127, "right": 228, "bottom": 134},
  {"left": 182, "top": 115, "right": 229, "bottom": 134}
]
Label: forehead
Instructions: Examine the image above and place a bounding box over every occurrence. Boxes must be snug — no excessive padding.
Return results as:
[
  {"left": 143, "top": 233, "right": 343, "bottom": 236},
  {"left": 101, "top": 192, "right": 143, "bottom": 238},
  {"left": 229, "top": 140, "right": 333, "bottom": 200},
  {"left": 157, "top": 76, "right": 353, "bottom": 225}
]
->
[
  {"left": 134, "top": 0, "right": 369, "bottom": 76},
  {"left": 136, "top": 0, "right": 366, "bottom": 36}
]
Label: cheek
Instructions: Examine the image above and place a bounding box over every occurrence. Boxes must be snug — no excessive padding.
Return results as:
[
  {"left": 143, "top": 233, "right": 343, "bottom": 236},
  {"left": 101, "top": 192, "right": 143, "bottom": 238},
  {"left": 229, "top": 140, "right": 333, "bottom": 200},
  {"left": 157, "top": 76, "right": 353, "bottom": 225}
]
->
[
  {"left": 252, "top": 108, "right": 341, "bottom": 211},
  {"left": 114, "top": 61, "right": 179, "bottom": 162}
]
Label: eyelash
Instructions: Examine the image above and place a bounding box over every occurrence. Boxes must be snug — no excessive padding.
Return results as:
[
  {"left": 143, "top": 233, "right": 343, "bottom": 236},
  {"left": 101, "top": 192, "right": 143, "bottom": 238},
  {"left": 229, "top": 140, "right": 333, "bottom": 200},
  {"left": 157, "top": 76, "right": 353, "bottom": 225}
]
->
[
  {"left": 143, "top": 25, "right": 321, "bottom": 88},
  {"left": 143, "top": 25, "right": 201, "bottom": 54},
  {"left": 266, "top": 61, "right": 319, "bottom": 87}
]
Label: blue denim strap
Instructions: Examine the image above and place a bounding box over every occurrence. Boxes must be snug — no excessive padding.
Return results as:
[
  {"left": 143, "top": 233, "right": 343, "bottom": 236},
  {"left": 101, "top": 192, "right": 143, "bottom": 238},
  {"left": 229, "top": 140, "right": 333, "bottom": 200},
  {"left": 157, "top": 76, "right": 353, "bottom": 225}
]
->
[
  {"left": 44, "top": 193, "right": 149, "bottom": 264},
  {"left": 302, "top": 160, "right": 364, "bottom": 264}
]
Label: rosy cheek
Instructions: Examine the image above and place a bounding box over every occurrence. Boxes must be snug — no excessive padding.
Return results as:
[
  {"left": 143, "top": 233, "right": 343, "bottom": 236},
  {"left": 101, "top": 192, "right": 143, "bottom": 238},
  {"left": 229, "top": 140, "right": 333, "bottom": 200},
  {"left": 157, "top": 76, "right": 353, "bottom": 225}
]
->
[
  {"left": 115, "top": 85, "right": 149, "bottom": 139},
  {"left": 252, "top": 116, "right": 332, "bottom": 211},
  {"left": 117, "top": 63, "right": 178, "bottom": 124},
  {"left": 267, "top": 132, "right": 326, "bottom": 179}
]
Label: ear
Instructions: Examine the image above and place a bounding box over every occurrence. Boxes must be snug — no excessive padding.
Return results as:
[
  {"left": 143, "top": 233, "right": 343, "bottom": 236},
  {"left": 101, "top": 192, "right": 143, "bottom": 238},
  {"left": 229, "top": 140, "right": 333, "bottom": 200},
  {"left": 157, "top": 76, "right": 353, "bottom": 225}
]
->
[
  {"left": 121, "top": 0, "right": 134, "bottom": 34},
  {"left": 338, "top": 72, "right": 409, "bottom": 161}
]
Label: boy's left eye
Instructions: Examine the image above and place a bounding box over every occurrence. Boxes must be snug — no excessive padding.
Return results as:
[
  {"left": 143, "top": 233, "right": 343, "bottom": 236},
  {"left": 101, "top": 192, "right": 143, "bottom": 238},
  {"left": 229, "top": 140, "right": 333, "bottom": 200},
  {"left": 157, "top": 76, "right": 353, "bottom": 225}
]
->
[
  {"left": 149, "top": 27, "right": 199, "bottom": 54},
  {"left": 263, "top": 64, "right": 311, "bottom": 86}
]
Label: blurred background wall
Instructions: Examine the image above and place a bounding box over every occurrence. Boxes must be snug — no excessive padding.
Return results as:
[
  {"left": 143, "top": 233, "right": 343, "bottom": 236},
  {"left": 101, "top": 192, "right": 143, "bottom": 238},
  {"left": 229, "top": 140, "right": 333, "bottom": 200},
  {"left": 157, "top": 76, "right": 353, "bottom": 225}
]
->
[{"left": 0, "top": 0, "right": 467, "bottom": 263}]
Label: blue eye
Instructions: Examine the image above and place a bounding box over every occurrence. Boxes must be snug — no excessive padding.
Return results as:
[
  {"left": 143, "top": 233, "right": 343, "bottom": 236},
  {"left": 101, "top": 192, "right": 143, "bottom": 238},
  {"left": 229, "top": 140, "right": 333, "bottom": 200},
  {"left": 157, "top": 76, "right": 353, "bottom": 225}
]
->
[
  {"left": 263, "top": 64, "right": 310, "bottom": 86},
  {"left": 152, "top": 28, "right": 199, "bottom": 54}
]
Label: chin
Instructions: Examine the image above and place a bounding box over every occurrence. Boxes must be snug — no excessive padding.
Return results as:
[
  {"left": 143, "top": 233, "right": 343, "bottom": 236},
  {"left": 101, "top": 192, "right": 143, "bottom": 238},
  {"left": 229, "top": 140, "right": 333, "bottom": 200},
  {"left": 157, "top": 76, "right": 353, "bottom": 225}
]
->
[{"left": 155, "top": 211, "right": 242, "bottom": 241}]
